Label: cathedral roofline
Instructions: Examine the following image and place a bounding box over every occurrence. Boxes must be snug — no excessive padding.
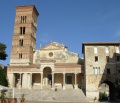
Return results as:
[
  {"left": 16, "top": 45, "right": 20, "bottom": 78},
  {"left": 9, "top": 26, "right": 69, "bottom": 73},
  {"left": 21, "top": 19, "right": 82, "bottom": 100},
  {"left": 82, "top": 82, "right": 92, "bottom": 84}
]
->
[{"left": 40, "top": 42, "right": 68, "bottom": 50}]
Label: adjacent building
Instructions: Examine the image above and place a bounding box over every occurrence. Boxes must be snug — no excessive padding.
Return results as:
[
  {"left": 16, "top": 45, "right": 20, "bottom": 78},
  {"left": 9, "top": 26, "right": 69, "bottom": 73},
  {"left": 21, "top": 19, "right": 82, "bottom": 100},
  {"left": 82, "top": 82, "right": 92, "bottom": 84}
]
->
[{"left": 82, "top": 42, "right": 120, "bottom": 100}]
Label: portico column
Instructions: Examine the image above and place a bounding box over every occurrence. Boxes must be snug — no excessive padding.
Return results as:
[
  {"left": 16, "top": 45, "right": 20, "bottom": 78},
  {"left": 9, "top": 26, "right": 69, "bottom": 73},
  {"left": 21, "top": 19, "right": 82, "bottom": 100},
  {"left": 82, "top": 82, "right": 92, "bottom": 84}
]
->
[
  {"left": 30, "top": 73, "right": 32, "bottom": 89},
  {"left": 41, "top": 73, "right": 43, "bottom": 89},
  {"left": 74, "top": 73, "right": 78, "bottom": 89},
  {"left": 19, "top": 73, "right": 22, "bottom": 89},
  {"left": 63, "top": 73, "right": 66, "bottom": 90},
  {"left": 52, "top": 73, "right": 54, "bottom": 89}
]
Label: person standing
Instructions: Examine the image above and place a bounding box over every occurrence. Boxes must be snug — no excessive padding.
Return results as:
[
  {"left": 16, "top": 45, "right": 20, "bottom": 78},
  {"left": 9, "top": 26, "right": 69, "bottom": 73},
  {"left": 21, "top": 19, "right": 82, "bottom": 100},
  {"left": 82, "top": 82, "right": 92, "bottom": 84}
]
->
[{"left": 108, "top": 96, "right": 110, "bottom": 101}]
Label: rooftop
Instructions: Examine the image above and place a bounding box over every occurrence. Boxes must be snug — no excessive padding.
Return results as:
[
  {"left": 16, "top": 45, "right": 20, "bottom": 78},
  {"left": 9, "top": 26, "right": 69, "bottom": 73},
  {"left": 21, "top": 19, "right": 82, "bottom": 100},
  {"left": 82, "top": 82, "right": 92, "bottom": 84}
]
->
[{"left": 82, "top": 42, "right": 120, "bottom": 53}]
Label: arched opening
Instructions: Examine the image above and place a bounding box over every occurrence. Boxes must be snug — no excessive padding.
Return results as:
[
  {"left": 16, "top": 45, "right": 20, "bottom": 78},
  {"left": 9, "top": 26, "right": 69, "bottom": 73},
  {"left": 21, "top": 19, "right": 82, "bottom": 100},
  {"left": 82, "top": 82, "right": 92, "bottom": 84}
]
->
[
  {"left": 99, "top": 80, "right": 116, "bottom": 101},
  {"left": 14, "top": 73, "right": 22, "bottom": 88},
  {"left": 43, "top": 67, "right": 52, "bottom": 86}
]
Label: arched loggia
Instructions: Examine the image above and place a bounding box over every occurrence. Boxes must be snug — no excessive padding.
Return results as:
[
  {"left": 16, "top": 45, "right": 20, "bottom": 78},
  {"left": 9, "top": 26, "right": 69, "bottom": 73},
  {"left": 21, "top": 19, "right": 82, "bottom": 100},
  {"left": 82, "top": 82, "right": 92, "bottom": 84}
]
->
[{"left": 43, "top": 67, "right": 52, "bottom": 86}]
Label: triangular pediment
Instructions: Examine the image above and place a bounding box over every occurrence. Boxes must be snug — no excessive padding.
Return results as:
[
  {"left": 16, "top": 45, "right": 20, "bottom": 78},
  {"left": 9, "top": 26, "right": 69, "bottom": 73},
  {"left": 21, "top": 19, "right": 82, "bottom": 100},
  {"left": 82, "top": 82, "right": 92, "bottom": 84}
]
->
[
  {"left": 40, "top": 42, "right": 66, "bottom": 50},
  {"left": 44, "top": 45, "right": 60, "bottom": 49}
]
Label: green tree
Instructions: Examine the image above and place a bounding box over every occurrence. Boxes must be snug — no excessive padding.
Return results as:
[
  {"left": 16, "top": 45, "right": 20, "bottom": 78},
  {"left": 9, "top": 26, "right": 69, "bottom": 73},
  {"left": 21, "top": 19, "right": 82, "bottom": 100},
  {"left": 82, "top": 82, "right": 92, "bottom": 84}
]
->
[
  {"left": 0, "top": 43, "right": 7, "bottom": 60},
  {"left": 0, "top": 69, "right": 8, "bottom": 86},
  {"left": 0, "top": 43, "right": 8, "bottom": 86}
]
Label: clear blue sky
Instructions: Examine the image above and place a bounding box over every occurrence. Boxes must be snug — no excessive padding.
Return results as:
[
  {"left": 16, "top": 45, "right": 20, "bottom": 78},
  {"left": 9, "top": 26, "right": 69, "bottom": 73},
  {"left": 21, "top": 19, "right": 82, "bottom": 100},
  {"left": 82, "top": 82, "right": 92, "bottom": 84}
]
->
[{"left": 0, "top": 0, "right": 120, "bottom": 66}]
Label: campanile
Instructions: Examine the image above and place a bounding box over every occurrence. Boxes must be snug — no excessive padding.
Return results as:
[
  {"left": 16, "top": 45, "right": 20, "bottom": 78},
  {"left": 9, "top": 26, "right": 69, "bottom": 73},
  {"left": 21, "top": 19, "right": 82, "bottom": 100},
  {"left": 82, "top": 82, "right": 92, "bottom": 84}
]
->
[{"left": 10, "top": 5, "right": 39, "bottom": 66}]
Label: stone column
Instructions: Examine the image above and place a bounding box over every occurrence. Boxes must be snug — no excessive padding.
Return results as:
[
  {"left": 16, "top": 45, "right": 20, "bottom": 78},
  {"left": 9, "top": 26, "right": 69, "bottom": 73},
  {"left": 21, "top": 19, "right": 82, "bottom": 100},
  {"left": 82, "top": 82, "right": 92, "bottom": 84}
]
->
[
  {"left": 22, "top": 73, "right": 28, "bottom": 89},
  {"left": 63, "top": 73, "right": 66, "bottom": 90},
  {"left": 52, "top": 73, "right": 54, "bottom": 89},
  {"left": 7, "top": 73, "right": 15, "bottom": 88},
  {"left": 30, "top": 73, "right": 32, "bottom": 89},
  {"left": 74, "top": 73, "right": 78, "bottom": 89},
  {"left": 19, "top": 73, "right": 22, "bottom": 89},
  {"left": 41, "top": 73, "right": 43, "bottom": 89}
]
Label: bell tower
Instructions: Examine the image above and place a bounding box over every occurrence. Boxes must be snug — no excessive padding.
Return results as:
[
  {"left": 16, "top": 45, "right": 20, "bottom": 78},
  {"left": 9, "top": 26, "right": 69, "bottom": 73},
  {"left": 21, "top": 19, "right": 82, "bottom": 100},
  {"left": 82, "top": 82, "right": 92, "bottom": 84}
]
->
[{"left": 10, "top": 5, "right": 39, "bottom": 66}]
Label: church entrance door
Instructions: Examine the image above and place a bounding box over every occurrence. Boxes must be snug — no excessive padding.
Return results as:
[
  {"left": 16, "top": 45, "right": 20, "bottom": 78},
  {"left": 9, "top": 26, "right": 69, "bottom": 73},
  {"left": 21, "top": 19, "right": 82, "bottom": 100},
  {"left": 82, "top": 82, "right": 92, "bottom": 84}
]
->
[
  {"left": 66, "top": 76, "right": 72, "bottom": 84},
  {"left": 47, "top": 74, "right": 52, "bottom": 85}
]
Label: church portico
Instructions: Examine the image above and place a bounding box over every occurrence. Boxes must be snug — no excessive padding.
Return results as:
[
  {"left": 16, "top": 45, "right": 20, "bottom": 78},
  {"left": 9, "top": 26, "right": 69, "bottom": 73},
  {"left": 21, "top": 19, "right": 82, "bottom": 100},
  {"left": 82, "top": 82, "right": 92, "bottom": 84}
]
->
[{"left": 8, "top": 64, "right": 83, "bottom": 90}]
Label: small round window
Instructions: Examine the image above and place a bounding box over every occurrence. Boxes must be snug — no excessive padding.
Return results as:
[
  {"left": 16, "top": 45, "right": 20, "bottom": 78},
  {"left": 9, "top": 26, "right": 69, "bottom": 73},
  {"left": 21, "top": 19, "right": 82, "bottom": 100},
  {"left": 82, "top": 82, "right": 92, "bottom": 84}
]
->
[{"left": 49, "top": 52, "right": 53, "bottom": 57}]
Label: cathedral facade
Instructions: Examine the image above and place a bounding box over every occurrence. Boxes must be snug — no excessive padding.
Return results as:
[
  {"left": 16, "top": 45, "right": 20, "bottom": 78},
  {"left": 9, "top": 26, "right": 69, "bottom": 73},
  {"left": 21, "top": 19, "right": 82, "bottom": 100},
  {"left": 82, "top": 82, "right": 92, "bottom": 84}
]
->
[{"left": 7, "top": 5, "right": 84, "bottom": 90}]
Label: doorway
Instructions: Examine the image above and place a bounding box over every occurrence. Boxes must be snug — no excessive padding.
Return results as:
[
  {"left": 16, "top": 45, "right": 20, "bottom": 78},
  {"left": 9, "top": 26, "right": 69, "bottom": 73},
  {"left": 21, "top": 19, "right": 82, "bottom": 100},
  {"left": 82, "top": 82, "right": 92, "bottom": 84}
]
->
[
  {"left": 43, "top": 67, "right": 52, "bottom": 85},
  {"left": 47, "top": 74, "right": 52, "bottom": 85},
  {"left": 66, "top": 76, "right": 72, "bottom": 84}
]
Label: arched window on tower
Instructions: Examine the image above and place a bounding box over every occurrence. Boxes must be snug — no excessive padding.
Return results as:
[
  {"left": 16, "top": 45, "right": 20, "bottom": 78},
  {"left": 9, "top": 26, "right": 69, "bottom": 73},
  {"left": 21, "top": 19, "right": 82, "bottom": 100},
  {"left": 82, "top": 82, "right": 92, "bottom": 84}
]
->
[
  {"left": 24, "top": 16, "right": 27, "bottom": 23},
  {"left": 20, "top": 27, "right": 22, "bottom": 34},
  {"left": 21, "top": 16, "right": 27, "bottom": 23},
  {"left": 20, "top": 27, "right": 26, "bottom": 35},
  {"left": 23, "top": 27, "right": 25, "bottom": 34},
  {"left": 19, "top": 39, "right": 23, "bottom": 46},
  {"left": 19, "top": 53, "right": 22, "bottom": 59},
  {"left": 21, "top": 16, "right": 23, "bottom": 23}
]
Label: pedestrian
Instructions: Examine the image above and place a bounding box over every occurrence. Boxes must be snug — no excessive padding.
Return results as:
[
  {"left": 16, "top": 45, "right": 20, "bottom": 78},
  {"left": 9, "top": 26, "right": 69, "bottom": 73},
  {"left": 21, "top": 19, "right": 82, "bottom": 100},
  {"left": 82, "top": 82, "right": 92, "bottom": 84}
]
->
[
  {"left": 94, "top": 97, "right": 97, "bottom": 102},
  {"left": 108, "top": 96, "right": 110, "bottom": 101},
  {"left": 53, "top": 95, "right": 55, "bottom": 100},
  {"left": 55, "top": 86, "right": 57, "bottom": 91}
]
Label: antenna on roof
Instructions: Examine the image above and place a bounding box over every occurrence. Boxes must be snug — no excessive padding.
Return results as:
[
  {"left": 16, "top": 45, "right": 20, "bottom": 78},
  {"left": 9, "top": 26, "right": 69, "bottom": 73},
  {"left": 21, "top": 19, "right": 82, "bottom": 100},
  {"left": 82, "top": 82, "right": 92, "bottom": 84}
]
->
[{"left": 50, "top": 40, "right": 52, "bottom": 43}]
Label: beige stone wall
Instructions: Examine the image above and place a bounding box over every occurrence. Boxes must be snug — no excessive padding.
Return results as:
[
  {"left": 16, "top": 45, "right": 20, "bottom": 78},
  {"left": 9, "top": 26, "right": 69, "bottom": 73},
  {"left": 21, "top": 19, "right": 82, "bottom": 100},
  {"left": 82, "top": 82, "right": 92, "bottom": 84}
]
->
[{"left": 84, "top": 45, "right": 119, "bottom": 99}]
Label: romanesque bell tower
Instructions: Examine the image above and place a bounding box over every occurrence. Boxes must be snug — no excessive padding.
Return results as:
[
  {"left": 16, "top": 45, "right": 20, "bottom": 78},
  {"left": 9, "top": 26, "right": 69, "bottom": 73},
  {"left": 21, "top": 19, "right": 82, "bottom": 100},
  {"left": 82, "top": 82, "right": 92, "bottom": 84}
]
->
[{"left": 10, "top": 5, "right": 39, "bottom": 66}]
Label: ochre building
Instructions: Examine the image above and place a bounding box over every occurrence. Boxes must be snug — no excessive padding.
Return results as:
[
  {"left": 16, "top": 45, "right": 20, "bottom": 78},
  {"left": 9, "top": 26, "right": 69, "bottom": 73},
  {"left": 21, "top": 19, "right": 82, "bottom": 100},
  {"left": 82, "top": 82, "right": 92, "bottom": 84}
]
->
[
  {"left": 82, "top": 42, "right": 120, "bottom": 101},
  {"left": 7, "top": 5, "right": 84, "bottom": 90}
]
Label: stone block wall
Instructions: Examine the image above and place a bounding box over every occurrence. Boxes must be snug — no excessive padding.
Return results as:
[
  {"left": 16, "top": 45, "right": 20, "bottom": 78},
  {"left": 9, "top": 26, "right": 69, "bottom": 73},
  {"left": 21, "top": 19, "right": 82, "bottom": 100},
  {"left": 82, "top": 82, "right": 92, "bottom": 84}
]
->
[{"left": 83, "top": 44, "right": 120, "bottom": 100}]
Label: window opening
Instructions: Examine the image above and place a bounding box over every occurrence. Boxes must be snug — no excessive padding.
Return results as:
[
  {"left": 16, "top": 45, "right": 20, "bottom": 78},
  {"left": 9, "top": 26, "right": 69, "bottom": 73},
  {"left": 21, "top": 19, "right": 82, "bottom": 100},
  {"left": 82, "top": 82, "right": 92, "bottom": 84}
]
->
[
  {"left": 95, "top": 56, "right": 98, "bottom": 62},
  {"left": 116, "top": 56, "right": 120, "bottom": 61},
  {"left": 107, "top": 68, "right": 110, "bottom": 74},
  {"left": 19, "top": 53, "right": 22, "bottom": 59},
  {"left": 106, "top": 56, "right": 109, "bottom": 63}
]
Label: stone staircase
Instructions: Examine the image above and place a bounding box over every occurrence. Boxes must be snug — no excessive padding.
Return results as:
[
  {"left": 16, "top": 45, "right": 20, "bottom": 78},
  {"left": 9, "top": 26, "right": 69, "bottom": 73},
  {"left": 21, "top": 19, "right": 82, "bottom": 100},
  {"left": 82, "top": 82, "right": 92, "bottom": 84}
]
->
[
  {"left": 12, "top": 88, "right": 89, "bottom": 102},
  {"left": 32, "top": 85, "right": 41, "bottom": 89},
  {"left": 32, "top": 84, "right": 74, "bottom": 90},
  {"left": 42, "top": 85, "right": 51, "bottom": 89},
  {"left": 65, "top": 84, "right": 74, "bottom": 89}
]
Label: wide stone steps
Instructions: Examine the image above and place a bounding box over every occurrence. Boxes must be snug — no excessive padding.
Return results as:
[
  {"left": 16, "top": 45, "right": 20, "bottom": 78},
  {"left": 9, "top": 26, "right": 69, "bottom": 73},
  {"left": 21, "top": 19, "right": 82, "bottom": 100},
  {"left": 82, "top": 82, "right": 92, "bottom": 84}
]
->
[
  {"left": 13, "top": 88, "right": 89, "bottom": 102},
  {"left": 65, "top": 84, "right": 74, "bottom": 89},
  {"left": 33, "top": 84, "right": 74, "bottom": 90}
]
